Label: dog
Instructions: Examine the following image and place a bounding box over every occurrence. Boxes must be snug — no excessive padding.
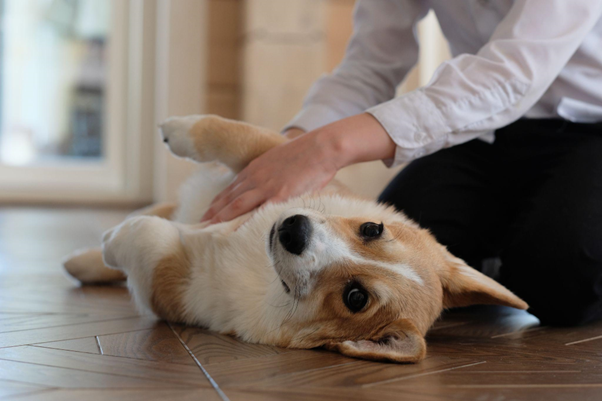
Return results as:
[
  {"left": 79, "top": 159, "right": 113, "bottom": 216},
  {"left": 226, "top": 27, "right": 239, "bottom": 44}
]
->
[{"left": 64, "top": 115, "right": 527, "bottom": 363}]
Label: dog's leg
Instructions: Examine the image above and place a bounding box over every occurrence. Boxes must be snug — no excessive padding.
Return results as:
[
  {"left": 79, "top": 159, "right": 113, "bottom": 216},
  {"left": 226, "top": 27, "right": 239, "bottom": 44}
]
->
[
  {"left": 63, "top": 248, "right": 127, "bottom": 284},
  {"left": 160, "top": 115, "right": 286, "bottom": 173},
  {"left": 102, "top": 215, "right": 194, "bottom": 322},
  {"left": 160, "top": 114, "right": 355, "bottom": 199},
  {"left": 102, "top": 212, "right": 246, "bottom": 322},
  {"left": 63, "top": 202, "right": 178, "bottom": 284}
]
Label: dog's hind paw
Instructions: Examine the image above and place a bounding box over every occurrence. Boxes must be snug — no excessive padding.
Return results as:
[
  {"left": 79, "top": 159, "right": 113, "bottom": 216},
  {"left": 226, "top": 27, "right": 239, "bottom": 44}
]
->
[{"left": 63, "top": 248, "right": 126, "bottom": 284}]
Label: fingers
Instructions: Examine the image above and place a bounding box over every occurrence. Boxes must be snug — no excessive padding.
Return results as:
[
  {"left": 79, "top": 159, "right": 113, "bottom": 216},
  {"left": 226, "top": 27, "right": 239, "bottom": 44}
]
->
[
  {"left": 201, "top": 181, "right": 243, "bottom": 222},
  {"left": 206, "top": 189, "right": 266, "bottom": 224}
]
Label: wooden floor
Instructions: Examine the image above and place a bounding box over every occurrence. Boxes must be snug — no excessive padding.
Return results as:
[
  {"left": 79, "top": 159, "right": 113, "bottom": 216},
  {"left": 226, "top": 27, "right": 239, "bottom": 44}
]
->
[{"left": 1, "top": 206, "right": 602, "bottom": 401}]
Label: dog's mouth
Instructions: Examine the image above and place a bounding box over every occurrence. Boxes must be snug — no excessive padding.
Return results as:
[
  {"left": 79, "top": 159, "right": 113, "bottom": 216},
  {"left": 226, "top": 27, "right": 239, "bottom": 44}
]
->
[
  {"left": 269, "top": 223, "right": 291, "bottom": 294},
  {"left": 269, "top": 223, "right": 276, "bottom": 251}
]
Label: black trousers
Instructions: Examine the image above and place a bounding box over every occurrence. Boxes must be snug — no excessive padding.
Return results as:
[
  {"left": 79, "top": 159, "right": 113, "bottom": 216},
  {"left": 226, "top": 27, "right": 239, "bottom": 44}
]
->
[{"left": 379, "top": 119, "right": 602, "bottom": 326}]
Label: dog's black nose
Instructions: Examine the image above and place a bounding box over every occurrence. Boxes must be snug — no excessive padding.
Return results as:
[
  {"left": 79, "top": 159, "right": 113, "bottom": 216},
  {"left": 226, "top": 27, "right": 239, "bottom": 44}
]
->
[{"left": 278, "top": 214, "right": 311, "bottom": 255}]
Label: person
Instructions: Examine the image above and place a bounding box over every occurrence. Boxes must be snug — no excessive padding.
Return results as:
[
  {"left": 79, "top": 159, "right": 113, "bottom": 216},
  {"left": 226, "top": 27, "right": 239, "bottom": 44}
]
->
[{"left": 201, "top": 0, "right": 602, "bottom": 326}]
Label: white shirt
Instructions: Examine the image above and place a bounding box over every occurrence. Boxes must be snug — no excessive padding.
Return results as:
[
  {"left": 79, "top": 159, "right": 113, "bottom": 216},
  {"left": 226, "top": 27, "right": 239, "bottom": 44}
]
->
[{"left": 285, "top": 0, "right": 602, "bottom": 167}]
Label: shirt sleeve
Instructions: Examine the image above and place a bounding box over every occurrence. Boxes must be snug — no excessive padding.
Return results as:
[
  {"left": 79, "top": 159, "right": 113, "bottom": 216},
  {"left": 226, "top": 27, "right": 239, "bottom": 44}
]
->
[
  {"left": 283, "top": 0, "right": 429, "bottom": 133},
  {"left": 368, "top": 0, "right": 602, "bottom": 167}
]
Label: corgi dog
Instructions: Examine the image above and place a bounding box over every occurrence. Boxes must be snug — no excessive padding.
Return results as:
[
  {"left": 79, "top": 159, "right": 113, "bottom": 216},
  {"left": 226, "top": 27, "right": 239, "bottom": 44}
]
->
[{"left": 64, "top": 115, "right": 527, "bottom": 364}]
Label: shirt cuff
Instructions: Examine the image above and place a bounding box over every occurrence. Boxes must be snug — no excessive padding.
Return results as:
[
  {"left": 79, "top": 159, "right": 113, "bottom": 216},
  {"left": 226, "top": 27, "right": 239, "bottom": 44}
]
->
[
  {"left": 282, "top": 104, "right": 346, "bottom": 134},
  {"left": 367, "top": 89, "right": 448, "bottom": 167}
]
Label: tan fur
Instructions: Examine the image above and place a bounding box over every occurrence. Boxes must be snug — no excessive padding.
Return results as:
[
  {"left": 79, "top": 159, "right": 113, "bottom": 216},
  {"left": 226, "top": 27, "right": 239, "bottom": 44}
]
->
[
  {"left": 150, "top": 245, "right": 191, "bottom": 323},
  {"left": 325, "top": 319, "right": 426, "bottom": 363},
  {"left": 274, "top": 262, "right": 427, "bottom": 362},
  {"left": 324, "top": 218, "right": 444, "bottom": 334},
  {"left": 438, "top": 248, "right": 529, "bottom": 310},
  {"left": 189, "top": 116, "right": 286, "bottom": 173},
  {"left": 329, "top": 217, "right": 527, "bottom": 317},
  {"left": 328, "top": 217, "right": 422, "bottom": 263},
  {"left": 270, "top": 212, "right": 524, "bottom": 361}
]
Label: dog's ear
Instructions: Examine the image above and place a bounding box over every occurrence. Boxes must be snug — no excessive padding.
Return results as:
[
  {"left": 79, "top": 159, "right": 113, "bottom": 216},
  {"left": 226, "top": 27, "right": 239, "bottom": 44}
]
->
[
  {"left": 325, "top": 319, "right": 426, "bottom": 363},
  {"left": 439, "top": 247, "right": 528, "bottom": 310}
]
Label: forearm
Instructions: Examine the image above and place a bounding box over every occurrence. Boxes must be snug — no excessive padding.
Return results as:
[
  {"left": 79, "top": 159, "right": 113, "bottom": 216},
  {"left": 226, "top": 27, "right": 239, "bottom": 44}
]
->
[{"left": 306, "top": 113, "right": 396, "bottom": 170}]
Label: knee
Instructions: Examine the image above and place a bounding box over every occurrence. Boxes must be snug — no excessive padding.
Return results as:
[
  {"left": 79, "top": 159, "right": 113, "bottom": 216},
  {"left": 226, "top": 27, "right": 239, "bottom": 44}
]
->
[
  {"left": 530, "top": 295, "right": 602, "bottom": 327},
  {"left": 502, "top": 231, "right": 602, "bottom": 327},
  {"left": 503, "top": 238, "right": 602, "bottom": 326}
]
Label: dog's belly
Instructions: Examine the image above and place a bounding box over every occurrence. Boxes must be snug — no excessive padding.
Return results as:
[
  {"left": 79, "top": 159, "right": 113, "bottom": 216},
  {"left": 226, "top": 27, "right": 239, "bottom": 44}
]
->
[
  {"left": 174, "top": 164, "right": 235, "bottom": 224},
  {"left": 173, "top": 164, "right": 352, "bottom": 226}
]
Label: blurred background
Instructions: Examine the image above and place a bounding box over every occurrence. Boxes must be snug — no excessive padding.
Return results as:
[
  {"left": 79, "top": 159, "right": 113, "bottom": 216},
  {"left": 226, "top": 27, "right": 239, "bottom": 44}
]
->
[{"left": 0, "top": 0, "right": 450, "bottom": 207}]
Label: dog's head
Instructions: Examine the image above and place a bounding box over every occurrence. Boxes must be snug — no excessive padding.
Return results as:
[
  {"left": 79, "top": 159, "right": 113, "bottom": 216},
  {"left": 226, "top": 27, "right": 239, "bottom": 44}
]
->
[{"left": 267, "top": 206, "right": 527, "bottom": 363}]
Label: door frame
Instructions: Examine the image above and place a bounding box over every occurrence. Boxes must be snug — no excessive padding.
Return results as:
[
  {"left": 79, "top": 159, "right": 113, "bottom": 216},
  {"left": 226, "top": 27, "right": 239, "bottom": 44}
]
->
[{"left": 152, "top": 0, "right": 208, "bottom": 203}]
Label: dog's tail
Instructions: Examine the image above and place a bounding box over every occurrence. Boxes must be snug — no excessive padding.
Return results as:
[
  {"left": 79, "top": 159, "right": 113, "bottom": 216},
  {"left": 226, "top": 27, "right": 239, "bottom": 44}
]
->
[{"left": 63, "top": 248, "right": 126, "bottom": 284}]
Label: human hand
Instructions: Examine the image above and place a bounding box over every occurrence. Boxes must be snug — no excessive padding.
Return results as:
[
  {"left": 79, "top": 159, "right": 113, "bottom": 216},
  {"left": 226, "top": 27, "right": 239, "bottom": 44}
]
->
[
  {"left": 283, "top": 127, "right": 305, "bottom": 140},
  {"left": 199, "top": 129, "right": 338, "bottom": 224},
  {"left": 200, "top": 113, "right": 394, "bottom": 224}
]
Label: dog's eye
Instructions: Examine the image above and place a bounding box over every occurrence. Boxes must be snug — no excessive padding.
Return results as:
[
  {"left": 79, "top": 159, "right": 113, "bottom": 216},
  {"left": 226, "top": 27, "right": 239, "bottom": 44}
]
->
[
  {"left": 343, "top": 282, "right": 369, "bottom": 313},
  {"left": 360, "top": 222, "right": 383, "bottom": 239}
]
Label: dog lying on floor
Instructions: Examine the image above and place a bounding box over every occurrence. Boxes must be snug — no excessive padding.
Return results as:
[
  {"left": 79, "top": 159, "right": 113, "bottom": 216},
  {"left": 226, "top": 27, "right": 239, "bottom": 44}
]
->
[{"left": 64, "top": 115, "right": 527, "bottom": 363}]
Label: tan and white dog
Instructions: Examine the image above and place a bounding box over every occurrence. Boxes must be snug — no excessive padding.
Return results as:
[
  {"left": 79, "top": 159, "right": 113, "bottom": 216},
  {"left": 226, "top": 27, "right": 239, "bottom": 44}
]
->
[{"left": 64, "top": 115, "right": 527, "bottom": 364}]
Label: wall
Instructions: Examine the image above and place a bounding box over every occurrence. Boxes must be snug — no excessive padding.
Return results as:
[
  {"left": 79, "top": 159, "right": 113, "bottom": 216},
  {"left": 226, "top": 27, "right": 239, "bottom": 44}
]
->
[{"left": 205, "top": 0, "right": 243, "bottom": 119}]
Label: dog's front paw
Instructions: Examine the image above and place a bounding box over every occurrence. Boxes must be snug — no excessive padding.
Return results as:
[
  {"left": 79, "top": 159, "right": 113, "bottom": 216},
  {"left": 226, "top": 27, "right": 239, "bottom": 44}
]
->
[
  {"left": 101, "top": 223, "right": 128, "bottom": 270},
  {"left": 102, "top": 216, "right": 181, "bottom": 274},
  {"left": 160, "top": 114, "right": 236, "bottom": 164},
  {"left": 102, "top": 216, "right": 155, "bottom": 271},
  {"left": 160, "top": 115, "right": 202, "bottom": 160}
]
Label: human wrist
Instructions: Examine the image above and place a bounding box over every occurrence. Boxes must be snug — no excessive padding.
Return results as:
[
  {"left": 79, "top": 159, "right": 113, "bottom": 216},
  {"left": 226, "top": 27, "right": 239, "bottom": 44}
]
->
[
  {"left": 314, "top": 113, "right": 395, "bottom": 169},
  {"left": 353, "top": 113, "right": 396, "bottom": 164},
  {"left": 309, "top": 126, "right": 351, "bottom": 171}
]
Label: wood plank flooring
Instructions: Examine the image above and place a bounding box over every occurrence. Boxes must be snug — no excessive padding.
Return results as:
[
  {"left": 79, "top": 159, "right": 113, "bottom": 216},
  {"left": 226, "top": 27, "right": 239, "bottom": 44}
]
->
[{"left": 1, "top": 206, "right": 601, "bottom": 400}]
